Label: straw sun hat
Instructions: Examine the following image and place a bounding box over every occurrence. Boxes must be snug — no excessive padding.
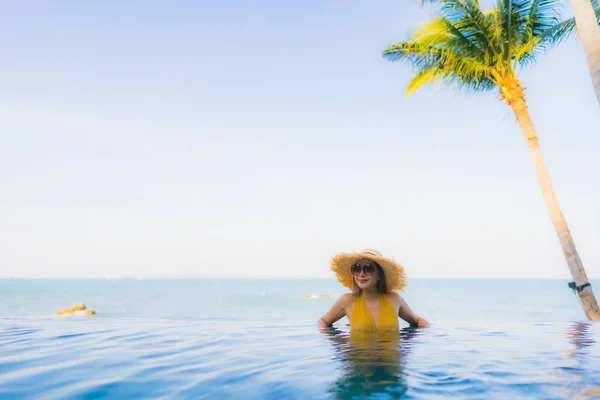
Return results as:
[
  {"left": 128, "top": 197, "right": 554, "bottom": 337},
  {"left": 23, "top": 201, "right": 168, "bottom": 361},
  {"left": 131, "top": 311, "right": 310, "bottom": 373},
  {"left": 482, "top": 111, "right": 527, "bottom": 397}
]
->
[{"left": 330, "top": 248, "right": 406, "bottom": 292}]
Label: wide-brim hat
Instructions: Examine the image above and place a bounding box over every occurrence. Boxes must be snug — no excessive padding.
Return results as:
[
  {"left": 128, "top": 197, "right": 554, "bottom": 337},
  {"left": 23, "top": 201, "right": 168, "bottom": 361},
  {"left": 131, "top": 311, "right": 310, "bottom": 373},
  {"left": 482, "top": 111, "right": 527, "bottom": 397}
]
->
[{"left": 330, "top": 248, "right": 406, "bottom": 292}]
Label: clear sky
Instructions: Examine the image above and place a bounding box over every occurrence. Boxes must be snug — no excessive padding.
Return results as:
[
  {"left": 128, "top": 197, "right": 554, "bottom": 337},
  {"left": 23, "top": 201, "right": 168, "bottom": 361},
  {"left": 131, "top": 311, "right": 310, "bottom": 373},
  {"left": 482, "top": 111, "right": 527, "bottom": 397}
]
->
[{"left": 1, "top": 1, "right": 599, "bottom": 279}]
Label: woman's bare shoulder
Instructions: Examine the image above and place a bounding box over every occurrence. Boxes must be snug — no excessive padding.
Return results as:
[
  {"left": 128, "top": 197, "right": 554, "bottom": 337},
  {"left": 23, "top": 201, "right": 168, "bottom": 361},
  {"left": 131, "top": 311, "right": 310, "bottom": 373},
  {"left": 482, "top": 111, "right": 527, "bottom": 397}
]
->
[
  {"left": 332, "top": 292, "right": 353, "bottom": 308},
  {"left": 339, "top": 292, "right": 354, "bottom": 303},
  {"left": 385, "top": 291, "right": 404, "bottom": 305}
]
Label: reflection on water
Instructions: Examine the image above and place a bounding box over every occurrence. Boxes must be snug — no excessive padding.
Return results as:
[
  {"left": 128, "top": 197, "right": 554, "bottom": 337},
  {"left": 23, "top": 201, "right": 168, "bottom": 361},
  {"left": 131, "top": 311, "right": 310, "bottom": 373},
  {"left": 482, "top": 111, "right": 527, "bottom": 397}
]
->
[
  {"left": 322, "top": 327, "right": 422, "bottom": 399},
  {"left": 558, "top": 322, "right": 600, "bottom": 398},
  {"left": 566, "top": 322, "right": 596, "bottom": 352}
]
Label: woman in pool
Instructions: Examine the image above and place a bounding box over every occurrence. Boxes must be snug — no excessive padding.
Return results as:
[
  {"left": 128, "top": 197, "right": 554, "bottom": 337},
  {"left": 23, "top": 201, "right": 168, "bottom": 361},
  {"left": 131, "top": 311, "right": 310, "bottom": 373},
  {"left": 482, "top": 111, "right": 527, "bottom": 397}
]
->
[{"left": 317, "top": 249, "right": 429, "bottom": 331}]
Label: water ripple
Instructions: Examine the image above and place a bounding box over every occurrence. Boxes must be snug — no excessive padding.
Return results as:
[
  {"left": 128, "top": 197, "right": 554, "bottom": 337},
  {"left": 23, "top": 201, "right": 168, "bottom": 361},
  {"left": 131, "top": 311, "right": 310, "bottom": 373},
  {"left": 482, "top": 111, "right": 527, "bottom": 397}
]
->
[{"left": 0, "top": 319, "right": 599, "bottom": 399}]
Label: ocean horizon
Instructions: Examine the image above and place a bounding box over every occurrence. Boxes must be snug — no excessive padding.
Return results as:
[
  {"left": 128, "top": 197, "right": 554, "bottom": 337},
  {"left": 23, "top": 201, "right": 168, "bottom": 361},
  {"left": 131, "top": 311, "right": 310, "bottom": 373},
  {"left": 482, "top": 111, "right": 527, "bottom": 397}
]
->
[{"left": 1, "top": 278, "right": 597, "bottom": 320}]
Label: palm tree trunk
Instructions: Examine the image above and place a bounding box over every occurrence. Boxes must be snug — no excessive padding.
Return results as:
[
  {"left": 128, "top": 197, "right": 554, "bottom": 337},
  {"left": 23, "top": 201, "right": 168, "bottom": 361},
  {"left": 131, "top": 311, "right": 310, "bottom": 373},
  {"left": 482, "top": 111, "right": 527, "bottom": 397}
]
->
[
  {"left": 501, "top": 79, "right": 600, "bottom": 321},
  {"left": 571, "top": 0, "right": 600, "bottom": 105}
]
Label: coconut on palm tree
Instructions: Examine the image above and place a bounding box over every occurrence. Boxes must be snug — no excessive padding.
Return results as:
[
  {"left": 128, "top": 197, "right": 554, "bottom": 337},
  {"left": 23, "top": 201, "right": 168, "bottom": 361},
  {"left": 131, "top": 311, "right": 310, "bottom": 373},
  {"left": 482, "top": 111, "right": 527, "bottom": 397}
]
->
[{"left": 383, "top": 0, "right": 600, "bottom": 320}]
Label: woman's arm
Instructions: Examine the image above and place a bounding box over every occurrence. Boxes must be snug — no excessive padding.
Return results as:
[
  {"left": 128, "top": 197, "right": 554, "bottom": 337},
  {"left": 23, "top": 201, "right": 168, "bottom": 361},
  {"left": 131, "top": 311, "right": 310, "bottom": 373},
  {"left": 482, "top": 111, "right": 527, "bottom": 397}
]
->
[
  {"left": 317, "top": 294, "right": 349, "bottom": 328},
  {"left": 395, "top": 294, "right": 430, "bottom": 328}
]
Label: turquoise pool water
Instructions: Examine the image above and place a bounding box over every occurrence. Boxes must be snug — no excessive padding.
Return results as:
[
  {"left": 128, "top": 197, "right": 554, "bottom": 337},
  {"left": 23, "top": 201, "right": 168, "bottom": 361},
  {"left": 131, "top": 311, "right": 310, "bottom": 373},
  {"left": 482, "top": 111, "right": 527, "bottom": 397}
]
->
[{"left": 1, "top": 279, "right": 599, "bottom": 399}]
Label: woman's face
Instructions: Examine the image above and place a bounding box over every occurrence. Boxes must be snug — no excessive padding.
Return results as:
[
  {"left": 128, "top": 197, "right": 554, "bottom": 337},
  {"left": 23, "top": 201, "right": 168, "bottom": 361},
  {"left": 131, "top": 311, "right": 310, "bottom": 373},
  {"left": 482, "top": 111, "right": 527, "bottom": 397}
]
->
[{"left": 352, "top": 258, "right": 379, "bottom": 291}]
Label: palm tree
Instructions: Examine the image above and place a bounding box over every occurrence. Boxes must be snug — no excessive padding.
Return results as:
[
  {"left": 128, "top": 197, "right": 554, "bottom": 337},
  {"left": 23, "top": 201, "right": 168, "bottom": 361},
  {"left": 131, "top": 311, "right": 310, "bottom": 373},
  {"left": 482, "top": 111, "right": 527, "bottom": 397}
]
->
[
  {"left": 569, "top": 0, "right": 600, "bottom": 105},
  {"left": 383, "top": 0, "right": 600, "bottom": 320},
  {"left": 421, "top": 0, "right": 600, "bottom": 105}
]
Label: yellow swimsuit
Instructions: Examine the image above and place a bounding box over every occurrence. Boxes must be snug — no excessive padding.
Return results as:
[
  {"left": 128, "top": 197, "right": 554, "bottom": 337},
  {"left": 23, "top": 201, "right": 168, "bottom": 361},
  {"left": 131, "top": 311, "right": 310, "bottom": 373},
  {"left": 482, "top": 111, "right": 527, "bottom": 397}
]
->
[{"left": 349, "top": 294, "right": 399, "bottom": 333}]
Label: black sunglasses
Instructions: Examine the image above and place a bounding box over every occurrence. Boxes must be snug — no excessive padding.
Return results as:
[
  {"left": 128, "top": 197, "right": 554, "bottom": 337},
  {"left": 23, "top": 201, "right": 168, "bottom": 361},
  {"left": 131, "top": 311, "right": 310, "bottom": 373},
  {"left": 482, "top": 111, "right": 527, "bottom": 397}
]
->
[{"left": 351, "top": 263, "right": 375, "bottom": 275}]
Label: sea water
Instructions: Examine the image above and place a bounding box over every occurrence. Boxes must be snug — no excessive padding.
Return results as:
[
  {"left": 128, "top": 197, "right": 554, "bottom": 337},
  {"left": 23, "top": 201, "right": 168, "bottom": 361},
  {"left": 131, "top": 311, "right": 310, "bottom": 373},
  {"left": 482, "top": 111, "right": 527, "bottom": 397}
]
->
[{"left": 1, "top": 278, "right": 599, "bottom": 399}]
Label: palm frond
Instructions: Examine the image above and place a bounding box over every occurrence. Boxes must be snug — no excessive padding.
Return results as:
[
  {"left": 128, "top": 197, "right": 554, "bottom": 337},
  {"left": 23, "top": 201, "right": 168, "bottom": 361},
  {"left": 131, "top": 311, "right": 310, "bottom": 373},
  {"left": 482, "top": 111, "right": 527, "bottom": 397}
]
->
[
  {"left": 410, "top": 16, "right": 485, "bottom": 60},
  {"left": 383, "top": 41, "right": 495, "bottom": 94},
  {"left": 516, "top": 0, "right": 600, "bottom": 63},
  {"left": 385, "top": 0, "right": 573, "bottom": 95},
  {"left": 521, "top": 0, "right": 562, "bottom": 42},
  {"left": 406, "top": 69, "right": 440, "bottom": 95},
  {"left": 419, "top": 0, "right": 498, "bottom": 57},
  {"left": 561, "top": 0, "right": 600, "bottom": 40},
  {"left": 442, "top": 16, "right": 487, "bottom": 57}
]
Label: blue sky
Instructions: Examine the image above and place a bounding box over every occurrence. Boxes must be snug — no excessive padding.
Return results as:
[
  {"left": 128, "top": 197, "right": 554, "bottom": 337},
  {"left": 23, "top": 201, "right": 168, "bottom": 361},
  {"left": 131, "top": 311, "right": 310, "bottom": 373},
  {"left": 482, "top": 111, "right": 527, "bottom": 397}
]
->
[{"left": 1, "top": 1, "right": 599, "bottom": 279}]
